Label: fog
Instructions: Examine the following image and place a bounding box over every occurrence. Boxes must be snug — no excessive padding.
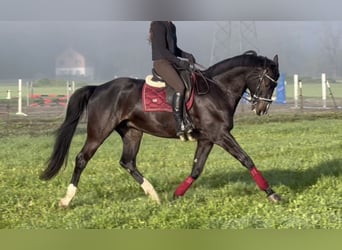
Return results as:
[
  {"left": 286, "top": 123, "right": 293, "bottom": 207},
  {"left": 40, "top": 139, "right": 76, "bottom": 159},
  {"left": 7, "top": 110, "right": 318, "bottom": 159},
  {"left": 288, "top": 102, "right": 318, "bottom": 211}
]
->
[{"left": 1, "top": 21, "right": 342, "bottom": 82}]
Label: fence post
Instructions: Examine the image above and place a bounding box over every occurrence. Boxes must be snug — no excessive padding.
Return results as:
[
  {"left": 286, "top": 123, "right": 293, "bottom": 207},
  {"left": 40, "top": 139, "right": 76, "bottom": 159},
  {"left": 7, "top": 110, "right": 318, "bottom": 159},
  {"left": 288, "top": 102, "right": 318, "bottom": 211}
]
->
[
  {"left": 26, "top": 81, "right": 29, "bottom": 107},
  {"left": 72, "top": 81, "right": 75, "bottom": 94},
  {"left": 294, "top": 74, "right": 299, "bottom": 108},
  {"left": 321, "top": 73, "right": 326, "bottom": 108},
  {"left": 6, "top": 90, "right": 11, "bottom": 99},
  {"left": 299, "top": 80, "right": 303, "bottom": 110},
  {"left": 66, "top": 81, "right": 70, "bottom": 103},
  {"left": 16, "top": 79, "right": 27, "bottom": 116},
  {"left": 326, "top": 80, "right": 338, "bottom": 109}
]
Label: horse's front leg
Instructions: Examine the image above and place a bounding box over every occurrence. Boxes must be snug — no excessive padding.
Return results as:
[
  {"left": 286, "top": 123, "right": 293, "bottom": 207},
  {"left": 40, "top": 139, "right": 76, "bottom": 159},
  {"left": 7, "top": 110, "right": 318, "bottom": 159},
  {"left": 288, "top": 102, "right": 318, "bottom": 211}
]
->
[
  {"left": 118, "top": 128, "right": 161, "bottom": 204},
  {"left": 174, "top": 139, "right": 214, "bottom": 198},
  {"left": 218, "top": 132, "right": 281, "bottom": 202}
]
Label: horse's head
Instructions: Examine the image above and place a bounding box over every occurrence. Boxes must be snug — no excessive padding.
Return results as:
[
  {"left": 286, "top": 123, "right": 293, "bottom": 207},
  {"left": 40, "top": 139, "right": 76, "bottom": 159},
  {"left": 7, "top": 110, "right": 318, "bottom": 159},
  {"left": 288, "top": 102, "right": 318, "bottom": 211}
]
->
[{"left": 247, "top": 55, "right": 279, "bottom": 115}]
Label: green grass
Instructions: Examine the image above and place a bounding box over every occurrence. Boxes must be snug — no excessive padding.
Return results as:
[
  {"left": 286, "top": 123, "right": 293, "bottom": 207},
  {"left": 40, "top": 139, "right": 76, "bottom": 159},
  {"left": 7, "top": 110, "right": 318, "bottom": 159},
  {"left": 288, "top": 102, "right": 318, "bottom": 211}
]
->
[
  {"left": 282, "top": 82, "right": 342, "bottom": 99},
  {"left": 0, "top": 112, "right": 341, "bottom": 229}
]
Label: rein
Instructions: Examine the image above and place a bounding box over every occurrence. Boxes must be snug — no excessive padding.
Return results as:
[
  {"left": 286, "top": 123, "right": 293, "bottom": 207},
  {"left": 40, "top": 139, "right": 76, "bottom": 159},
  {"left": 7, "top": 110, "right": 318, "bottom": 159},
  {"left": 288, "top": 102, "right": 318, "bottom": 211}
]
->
[
  {"left": 192, "top": 64, "right": 277, "bottom": 107},
  {"left": 191, "top": 69, "right": 211, "bottom": 95}
]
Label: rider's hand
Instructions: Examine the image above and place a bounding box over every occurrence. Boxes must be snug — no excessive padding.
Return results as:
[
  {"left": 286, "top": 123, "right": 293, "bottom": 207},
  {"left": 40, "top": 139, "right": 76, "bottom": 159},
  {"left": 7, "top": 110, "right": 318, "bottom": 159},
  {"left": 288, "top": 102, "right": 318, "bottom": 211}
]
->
[
  {"left": 177, "top": 60, "right": 190, "bottom": 69},
  {"left": 187, "top": 54, "right": 196, "bottom": 65}
]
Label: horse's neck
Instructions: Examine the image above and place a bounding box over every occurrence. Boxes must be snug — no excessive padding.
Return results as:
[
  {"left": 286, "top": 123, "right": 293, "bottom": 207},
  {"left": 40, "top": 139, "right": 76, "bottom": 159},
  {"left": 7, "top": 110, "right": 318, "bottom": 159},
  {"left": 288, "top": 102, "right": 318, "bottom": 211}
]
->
[{"left": 208, "top": 68, "right": 248, "bottom": 101}]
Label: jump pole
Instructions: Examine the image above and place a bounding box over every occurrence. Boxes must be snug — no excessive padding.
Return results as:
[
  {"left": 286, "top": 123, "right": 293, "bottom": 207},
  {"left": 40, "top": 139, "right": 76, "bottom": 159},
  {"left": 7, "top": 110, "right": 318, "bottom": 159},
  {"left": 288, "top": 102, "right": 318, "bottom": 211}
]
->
[
  {"left": 321, "top": 73, "right": 327, "bottom": 108},
  {"left": 16, "top": 79, "right": 27, "bottom": 116},
  {"left": 293, "top": 74, "right": 299, "bottom": 108}
]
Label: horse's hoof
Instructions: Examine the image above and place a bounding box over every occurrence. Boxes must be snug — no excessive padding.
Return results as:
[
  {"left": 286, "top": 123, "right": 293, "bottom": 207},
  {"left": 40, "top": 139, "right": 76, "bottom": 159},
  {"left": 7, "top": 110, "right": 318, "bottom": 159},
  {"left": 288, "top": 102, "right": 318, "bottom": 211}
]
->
[
  {"left": 59, "top": 198, "right": 70, "bottom": 208},
  {"left": 173, "top": 193, "right": 181, "bottom": 200},
  {"left": 268, "top": 193, "right": 281, "bottom": 203}
]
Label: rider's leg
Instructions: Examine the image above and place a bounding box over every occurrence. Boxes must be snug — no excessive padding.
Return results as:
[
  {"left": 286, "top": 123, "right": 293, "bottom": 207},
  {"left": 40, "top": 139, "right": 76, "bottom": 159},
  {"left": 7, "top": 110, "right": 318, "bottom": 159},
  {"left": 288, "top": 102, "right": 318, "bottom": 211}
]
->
[{"left": 153, "top": 59, "right": 190, "bottom": 140}]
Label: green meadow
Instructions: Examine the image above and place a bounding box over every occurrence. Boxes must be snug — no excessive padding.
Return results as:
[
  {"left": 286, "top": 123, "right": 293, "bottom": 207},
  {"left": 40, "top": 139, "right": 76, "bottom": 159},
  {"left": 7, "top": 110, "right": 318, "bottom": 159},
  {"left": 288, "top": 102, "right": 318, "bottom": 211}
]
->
[{"left": 0, "top": 112, "right": 341, "bottom": 229}]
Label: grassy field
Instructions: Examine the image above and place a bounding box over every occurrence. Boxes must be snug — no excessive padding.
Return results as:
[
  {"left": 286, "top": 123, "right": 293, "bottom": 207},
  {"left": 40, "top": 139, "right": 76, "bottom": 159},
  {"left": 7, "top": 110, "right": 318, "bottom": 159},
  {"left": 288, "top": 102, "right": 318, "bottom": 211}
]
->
[
  {"left": 0, "top": 112, "right": 341, "bottom": 229},
  {"left": 285, "top": 82, "right": 342, "bottom": 98}
]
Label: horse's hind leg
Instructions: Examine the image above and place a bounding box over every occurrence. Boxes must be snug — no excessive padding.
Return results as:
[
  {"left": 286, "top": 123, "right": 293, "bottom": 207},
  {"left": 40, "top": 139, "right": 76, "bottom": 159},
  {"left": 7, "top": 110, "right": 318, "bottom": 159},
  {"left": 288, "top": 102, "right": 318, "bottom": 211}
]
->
[
  {"left": 59, "top": 136, "right": 106, "bottom": 208},
  {"left": 118, "top": 128, "right": 160, "bottom": 204},
  {"left": 60, "top": 115, "right": 115, "bottom": 208}
]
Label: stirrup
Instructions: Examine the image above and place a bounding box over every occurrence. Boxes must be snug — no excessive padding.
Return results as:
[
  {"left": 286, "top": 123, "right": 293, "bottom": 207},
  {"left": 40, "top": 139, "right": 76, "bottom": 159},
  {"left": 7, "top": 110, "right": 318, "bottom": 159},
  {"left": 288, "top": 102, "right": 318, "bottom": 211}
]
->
[
  {"left": 176, "top": 123, "right": 188, "bottom": 141},
  {"left": 177, "top": 132, "right": 187, "bottom": 142},
  {"left": 186, "top": 131, "right": 196, "bottom": 142},
  {"left": 177, "top": 124, "right": 194, "bottom": 142},
  {"left": 177, "top": 131, "right": 196, "bottom": 142}
]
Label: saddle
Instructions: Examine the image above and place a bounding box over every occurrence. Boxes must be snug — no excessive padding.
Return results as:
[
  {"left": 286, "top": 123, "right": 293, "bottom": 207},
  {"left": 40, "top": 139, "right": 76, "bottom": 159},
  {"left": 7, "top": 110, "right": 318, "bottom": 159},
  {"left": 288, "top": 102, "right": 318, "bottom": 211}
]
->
[{"left": 148, "top": 68, "right": 194, "bottom": 102}]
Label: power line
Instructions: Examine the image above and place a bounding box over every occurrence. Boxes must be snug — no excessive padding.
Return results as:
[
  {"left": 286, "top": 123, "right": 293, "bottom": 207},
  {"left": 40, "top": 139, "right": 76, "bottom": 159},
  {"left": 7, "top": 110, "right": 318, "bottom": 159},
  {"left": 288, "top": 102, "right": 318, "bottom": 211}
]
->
[{"left": 210, "top": 21, "right": 259, "bottom": 65}]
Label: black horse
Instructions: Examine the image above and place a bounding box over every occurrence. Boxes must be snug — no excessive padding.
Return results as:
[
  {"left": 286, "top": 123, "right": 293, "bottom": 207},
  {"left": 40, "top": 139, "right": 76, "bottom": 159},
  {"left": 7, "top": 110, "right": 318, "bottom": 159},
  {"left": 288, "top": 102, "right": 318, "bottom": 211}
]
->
[{"left": 40, "top": 51, "right": 281, "bottom": 207}]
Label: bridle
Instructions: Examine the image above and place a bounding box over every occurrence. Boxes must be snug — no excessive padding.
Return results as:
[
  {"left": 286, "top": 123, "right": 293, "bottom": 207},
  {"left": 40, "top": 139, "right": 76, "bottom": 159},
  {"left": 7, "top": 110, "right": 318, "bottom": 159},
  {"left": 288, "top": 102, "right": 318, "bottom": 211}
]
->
[{"left": 250, "top": 69, "right": 278, "bottom": 104}]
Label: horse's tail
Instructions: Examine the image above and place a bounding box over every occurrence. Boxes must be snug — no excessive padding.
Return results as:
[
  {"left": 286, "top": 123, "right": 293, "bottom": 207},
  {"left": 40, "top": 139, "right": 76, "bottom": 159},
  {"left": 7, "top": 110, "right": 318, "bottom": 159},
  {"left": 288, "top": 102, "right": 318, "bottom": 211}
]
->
[{"left": 40, "top": 85, "right": 97, "bottom": 181}]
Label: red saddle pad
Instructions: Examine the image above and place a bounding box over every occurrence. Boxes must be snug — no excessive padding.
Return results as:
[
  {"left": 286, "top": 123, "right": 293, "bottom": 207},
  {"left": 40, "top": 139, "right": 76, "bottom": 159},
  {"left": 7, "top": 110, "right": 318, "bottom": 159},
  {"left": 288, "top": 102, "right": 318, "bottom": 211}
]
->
[{"left": 142, "top": 84, "right": 172, "bottom": 112}]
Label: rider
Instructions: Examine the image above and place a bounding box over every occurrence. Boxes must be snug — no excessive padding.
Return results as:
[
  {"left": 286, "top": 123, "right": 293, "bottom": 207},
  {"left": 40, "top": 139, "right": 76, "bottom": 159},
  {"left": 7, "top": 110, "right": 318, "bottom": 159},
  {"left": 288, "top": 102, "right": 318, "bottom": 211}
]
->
[{"left": 149, "top": 21, "right": 196, "bottom": 140}]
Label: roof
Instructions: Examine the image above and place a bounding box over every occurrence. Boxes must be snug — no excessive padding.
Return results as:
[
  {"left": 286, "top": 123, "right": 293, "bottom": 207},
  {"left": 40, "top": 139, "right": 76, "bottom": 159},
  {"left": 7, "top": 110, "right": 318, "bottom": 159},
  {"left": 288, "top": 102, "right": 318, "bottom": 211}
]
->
[{"left": 56, "top": 48, "right": 86, "bottom": 68}]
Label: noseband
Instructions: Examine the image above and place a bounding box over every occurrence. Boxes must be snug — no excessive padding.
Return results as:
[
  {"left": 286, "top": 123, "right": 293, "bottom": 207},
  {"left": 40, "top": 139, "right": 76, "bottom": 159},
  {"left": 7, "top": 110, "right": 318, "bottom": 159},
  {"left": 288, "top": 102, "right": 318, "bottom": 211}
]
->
[{"left": 251, "top": 69, "right": 278, "bottom": 104}]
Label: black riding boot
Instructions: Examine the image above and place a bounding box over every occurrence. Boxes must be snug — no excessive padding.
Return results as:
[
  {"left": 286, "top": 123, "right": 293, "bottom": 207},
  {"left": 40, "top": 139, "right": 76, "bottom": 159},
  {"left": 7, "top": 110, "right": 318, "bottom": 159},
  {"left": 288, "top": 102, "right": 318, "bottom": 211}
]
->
[{"left": 172, "top": 92, "right": 188, "bottom": 141}]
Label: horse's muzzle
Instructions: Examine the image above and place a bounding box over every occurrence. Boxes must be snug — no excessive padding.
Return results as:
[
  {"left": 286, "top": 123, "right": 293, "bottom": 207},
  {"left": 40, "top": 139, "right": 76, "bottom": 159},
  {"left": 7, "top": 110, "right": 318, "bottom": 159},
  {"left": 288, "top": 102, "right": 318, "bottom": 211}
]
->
[{"left": 253, "top": 101, "right": 271, "bottom": 116}]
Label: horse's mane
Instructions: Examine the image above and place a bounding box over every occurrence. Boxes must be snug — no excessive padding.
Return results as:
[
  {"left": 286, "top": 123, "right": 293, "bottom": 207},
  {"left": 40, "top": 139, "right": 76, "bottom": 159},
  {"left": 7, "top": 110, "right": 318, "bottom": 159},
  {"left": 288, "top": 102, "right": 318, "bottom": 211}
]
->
[{"left": 204, "top": 50, "right": 273, "bottom": 78}]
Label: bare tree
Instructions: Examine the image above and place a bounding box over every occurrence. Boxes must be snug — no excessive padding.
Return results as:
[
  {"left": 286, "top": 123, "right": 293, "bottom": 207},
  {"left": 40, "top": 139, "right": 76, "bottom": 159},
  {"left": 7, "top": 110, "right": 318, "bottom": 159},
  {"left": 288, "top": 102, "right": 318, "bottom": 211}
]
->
[{"left": 320, "top": 22, "right": 342, "bottom": 79}]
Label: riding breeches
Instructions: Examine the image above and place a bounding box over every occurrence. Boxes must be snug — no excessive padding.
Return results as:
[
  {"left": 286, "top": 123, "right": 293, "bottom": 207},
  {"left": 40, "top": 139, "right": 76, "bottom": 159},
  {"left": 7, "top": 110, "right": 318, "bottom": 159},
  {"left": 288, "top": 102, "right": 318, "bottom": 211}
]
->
[{"left": 153, "top": 59, "right": 185, "bottom": 94}]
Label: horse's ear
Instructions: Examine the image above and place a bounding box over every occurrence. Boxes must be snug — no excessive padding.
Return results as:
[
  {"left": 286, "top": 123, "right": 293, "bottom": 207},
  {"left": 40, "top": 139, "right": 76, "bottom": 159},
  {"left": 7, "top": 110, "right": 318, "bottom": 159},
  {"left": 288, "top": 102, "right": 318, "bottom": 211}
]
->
[{"left": 273, "top": 55, "right": 279, "bottom": 66}]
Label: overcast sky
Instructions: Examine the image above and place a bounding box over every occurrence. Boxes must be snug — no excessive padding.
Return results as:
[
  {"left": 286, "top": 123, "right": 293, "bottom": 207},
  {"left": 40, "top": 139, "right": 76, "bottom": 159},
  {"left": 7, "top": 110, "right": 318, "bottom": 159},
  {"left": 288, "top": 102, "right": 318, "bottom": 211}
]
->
[{"left": 1, "top": 1, "right": 342, "bottom": 82}]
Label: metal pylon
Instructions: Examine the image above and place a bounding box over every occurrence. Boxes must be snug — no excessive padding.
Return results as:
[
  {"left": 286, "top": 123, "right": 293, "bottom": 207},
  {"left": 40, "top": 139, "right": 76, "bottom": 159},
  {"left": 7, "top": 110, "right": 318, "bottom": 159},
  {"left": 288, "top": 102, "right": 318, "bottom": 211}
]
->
[{"left": 210, "top": 21, "right": 259, "bottom": 65}]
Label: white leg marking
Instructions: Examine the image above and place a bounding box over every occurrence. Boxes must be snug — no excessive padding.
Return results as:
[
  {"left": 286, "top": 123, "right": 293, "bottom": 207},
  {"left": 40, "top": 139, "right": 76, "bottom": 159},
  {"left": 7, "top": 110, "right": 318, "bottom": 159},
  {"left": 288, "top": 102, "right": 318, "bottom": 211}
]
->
[
  {"left": 59, "top": 184, "right": 77, "bottom": 208},
  {"left": 140, "top": 178, "right": 161, "bottom": 204}
]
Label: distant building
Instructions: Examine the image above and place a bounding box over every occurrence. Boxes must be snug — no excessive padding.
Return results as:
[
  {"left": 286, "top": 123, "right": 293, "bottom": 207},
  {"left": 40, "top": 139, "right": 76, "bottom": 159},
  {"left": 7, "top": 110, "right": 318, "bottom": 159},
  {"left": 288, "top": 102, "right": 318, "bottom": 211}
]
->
[{"left": 55, "top": 48, "right": 94, "bottom": 79}]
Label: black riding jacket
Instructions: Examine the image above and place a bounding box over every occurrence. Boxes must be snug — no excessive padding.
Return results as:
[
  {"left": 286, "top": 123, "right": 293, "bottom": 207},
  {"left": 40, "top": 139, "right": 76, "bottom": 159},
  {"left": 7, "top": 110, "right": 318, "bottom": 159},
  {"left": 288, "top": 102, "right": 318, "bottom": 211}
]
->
[{"left": 150, "top": 21, "right": 190, "bottom": 65}]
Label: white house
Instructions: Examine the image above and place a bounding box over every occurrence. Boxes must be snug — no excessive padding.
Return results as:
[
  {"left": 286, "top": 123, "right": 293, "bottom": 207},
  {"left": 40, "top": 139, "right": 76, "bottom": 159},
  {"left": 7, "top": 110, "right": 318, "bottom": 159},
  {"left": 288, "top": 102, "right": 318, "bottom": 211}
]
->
[{"left": 55, "top": 48, "right": 94, "bottom": 79}]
